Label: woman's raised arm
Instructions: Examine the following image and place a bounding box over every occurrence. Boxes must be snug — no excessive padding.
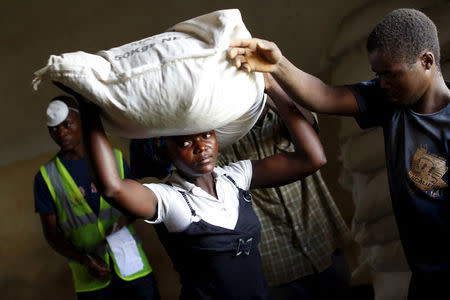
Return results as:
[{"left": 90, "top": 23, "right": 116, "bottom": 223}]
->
[
  {"left": 54, "top": 82, "right": 159, "bottom": 219},
  {"left": 250, "top": 74, "right": 327, "bottom": 189}
]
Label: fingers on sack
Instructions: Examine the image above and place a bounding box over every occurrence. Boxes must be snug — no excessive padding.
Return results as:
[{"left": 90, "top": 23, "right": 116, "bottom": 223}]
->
[
  {"left": 233, "top": 55, "right": 249, "bottom": 69},
  {"left": 227, "top": 47, "right": 247, "bottom": 60},
  {"left": 227, "top": 47, "right": 237, "bottom": 59},
  {"left": 256, "top": 40, "right": 269, "bottom": 50},
  {"left": 242, "top": 63, "right": 252, "bottom": 73},
  {"left": 230, "top": 38, "right": 253, "bottom": 47}
]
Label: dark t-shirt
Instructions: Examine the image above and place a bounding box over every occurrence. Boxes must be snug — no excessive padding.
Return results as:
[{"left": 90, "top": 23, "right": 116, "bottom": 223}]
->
[
  {"left": 348, "top": 79, "right": 450, "bottom": 273},
  {"left": 34, "top": 155, "right": 132, "bottom": 216}
]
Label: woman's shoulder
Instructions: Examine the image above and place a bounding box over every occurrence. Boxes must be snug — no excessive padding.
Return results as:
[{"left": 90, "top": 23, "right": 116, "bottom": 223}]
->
[
  {"left": 215, "top": 160, "right": 252, "bottom": 189},
  {"left": 143, "top": 181, "right": 180, "bottom": 198},
  {"left": 217, "top": 160, "right": 251, "bottom": 175}
]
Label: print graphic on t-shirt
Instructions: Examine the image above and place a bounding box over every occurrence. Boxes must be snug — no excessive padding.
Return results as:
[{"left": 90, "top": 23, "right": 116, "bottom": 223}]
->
[{"left": 408, "top": 146, "right": 448, "bottom": 191}]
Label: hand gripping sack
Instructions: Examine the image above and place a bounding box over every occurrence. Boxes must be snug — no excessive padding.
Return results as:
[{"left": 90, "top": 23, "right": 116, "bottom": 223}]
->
[{"left": 32, "top": 9, "right": 265, "bottom": 147}]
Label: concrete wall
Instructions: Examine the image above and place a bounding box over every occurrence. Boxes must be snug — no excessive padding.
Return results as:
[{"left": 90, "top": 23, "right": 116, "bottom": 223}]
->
[
  {"left": 1, "top": 1, "right": 362, "bottom": 299},
  {"left": 2, "top": 0, "right": 448, "bottom": 299}
]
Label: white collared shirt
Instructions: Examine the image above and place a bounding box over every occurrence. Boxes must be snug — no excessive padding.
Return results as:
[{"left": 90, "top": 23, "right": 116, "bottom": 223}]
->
[{"left": 144, "top": 160, "right": 252, "bottom": 232}]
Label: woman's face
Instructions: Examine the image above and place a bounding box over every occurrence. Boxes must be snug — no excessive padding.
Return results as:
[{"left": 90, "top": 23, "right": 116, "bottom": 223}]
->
[{"left": 167, "top": 130, "right": 218, "bottom": 179}]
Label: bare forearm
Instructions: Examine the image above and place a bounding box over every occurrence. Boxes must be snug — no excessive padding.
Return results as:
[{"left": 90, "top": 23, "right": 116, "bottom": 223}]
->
[
  {"left": 251, "top": 76, "right": 327, "bottom": 188},
  {"left": 266, "top": 76, "right": 316, "bottom": 128},
  {"left": 79, "top": 102, "right": 122, "bottom": 198},
  {"left": 273, "top": 56, "right": 358, "bottom": 115},
  {"left": 78, "top": 102, "right": 157, "bottom": 219},
  {"left": 40, "top": 214, "right": 87, "bottom": 262},
  {"left": 267, "top": 78, "right": 326, "bottom": 167},
  {"left": 43, "top": 225, "right": 88, "bottom": 264}
]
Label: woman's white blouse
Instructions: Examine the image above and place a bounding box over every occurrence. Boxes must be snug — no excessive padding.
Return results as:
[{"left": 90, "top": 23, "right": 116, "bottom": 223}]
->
[{"left": 144, "top": 160, "right": 252, "bottom": 232}]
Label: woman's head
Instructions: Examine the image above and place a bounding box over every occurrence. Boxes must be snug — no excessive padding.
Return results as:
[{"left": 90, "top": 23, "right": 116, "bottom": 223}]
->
[
  {"left": 129, "top": 130, "right": 219, "bottom": 180},
  {"left": 166, "top": 130, "right": 218, "bottom": 180}
]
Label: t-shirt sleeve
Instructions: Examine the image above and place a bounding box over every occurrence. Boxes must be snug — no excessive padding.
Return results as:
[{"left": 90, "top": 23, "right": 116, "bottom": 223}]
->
[
  {"left": 34, "top": 172, "right": 56, "bottom": 214},
  {"left": 347, "top": 78, "right": 391, "bottom": 129}
]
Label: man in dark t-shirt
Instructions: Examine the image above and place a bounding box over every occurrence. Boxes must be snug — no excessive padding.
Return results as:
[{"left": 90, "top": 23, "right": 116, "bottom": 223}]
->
[
  {"left": 349, "top": 79, "right": 449, "bottom": 271},
  {"left": 228, "top": 8, "right": 449, "bottom": 300}
]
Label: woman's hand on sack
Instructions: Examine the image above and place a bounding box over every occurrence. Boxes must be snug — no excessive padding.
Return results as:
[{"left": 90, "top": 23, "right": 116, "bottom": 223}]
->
[
  {"left": 83, "top": 253, "right": 111, "bottom": 278},
  {"left": 228, "top": 38, "right": 282, "bottom": 73}
]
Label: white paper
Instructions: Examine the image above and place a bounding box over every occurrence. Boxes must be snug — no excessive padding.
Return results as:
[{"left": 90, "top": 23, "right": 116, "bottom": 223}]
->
[{"left": 106, "top": 226, "right": 144, "bottom": 277}]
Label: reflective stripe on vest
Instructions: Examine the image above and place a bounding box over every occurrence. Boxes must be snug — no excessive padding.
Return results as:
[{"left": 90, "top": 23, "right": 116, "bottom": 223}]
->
[
  {"left": 40, "top": 149, "right": 151, "bottom": 292},
  {"left": 43, "top": 155, "right": 123, "bottom": 234}
]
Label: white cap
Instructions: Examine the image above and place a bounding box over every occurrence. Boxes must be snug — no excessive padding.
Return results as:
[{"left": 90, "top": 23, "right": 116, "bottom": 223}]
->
[{"left": 46, "top": 100, "right": 69, "bottom": 127}]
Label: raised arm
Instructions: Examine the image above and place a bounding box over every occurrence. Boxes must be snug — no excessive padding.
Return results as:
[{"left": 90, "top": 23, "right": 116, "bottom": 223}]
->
[
  {"left": 77, "top": 100, "right": 158, "bottom": 219},
  {"left": 50, "top": 79, "right": 163, "bottom": 220},
  {"left": 229, "top": 38, "right": 359, "bottom": 116},
  {"left": 250, "top": 74, "right": 327, "bottom": 189}
]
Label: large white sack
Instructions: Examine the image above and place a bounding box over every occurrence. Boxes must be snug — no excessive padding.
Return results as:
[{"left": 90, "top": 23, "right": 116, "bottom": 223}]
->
[
  {"left": 353, "top": 214, "right": 399, "bottom": 247},
  {"left": 32, "top": 9, "right": 265, "bottom": 147},
  {"left": 340, "top": 127, "right": 385, "bottom": 173},
  {"left": 352, "top": 169, "right": 393, "bottom": 224},
  {"left": 366, "top": 240, "right": 410, "bottom": 272},
  {"left": 373, "top": 271, "right": 411, "bottom": 300},
  {"left": 355, "top": 240, "right": 409, "bottom": 275}
]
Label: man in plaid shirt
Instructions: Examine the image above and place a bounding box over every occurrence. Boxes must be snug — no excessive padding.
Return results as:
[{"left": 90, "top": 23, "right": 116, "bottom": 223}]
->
[{"left": 217, "top": 96, "right": 351, "bottom": 300}]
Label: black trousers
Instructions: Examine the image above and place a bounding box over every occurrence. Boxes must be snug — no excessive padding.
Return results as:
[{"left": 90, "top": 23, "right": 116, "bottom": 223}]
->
[
  {"left": 408, "top": 271, "right": 450, "bottom": 300},
  {"left": 77, "top": 272, "right": 160, "bottom": 300}
]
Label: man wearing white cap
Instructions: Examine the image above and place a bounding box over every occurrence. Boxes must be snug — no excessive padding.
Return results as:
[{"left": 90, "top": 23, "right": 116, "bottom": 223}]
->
[{"left": 33, "top": 95, "right": 160, "bottom": 300}]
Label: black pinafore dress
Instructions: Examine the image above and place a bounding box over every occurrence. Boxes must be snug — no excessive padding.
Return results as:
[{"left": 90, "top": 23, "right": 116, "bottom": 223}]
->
[{"left": 155, "top": 176, "right": 271, "bottom": 300}]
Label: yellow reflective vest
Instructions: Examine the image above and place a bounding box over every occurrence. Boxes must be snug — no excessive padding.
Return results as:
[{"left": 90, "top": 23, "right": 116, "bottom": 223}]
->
[{"left": 40, "top": 149, "right": 152, "bottom": 292}]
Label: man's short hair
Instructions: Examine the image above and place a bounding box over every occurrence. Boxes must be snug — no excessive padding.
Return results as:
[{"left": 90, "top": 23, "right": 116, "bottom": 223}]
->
[{"left": 366, "top": 8, "right": 440, "bottom": 68}]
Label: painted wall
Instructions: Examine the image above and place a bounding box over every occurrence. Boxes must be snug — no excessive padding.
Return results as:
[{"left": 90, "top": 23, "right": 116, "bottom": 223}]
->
[
  {"left": 1, "top": 1, "right": 361, "bottom": 299},
  {"left": 2, "top": 0, "right": 448, "bottom": 299}
]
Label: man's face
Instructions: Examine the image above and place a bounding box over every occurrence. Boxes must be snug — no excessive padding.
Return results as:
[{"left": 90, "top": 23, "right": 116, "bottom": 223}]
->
[
  {"left": 48, "top": 111, "right": 82, "bottom": 153},
  {"left": 369, "top": 49, "right": 429, "bottom": 106},
  {"left": 167, "top": 130, "right": 218, "bottom": 179}
]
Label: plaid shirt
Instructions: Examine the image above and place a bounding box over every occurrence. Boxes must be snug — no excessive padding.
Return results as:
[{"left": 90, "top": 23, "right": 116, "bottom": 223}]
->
[{"left": 217, "top": 110, "right": 351, "bottom": 286}]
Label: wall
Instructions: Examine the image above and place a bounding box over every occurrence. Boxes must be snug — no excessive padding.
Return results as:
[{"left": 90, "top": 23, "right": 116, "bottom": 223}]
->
[
  {"left": 1, "top": 1, "right": 364, "bottom": 299},
  {"left": 2, "top": 0, "right": 448, "bottom": 299}
]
